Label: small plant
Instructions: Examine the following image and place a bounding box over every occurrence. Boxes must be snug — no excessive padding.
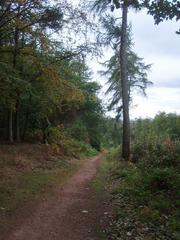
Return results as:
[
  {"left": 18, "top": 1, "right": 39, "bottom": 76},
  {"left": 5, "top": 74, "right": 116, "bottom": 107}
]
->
[{"left": 105, "top": 145, "right": 180, "bottom": 240}]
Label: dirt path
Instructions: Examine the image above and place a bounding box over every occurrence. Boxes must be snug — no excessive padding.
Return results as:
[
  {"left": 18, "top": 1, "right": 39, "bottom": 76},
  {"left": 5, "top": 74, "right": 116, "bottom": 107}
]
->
[{"left": 5, "top": 155, "right": 110, "bottom": 240}]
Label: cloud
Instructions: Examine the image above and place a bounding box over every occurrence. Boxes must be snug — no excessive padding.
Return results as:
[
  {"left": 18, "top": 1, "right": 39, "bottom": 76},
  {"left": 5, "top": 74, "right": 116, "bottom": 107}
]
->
[
  {"left": 127, "top": 9, "right": 180, "bottom": 118},
  {"left": 147, "top": 56, "right": 180, "bottom": 88},
  {"left": 129, "top": 10, "right": 180, "bottom": 58},
  {"left": 155, "top": 78, "right": 180, "bottom": 88},
  {"left": 130, "top": 87, "right": 180, "bottom": 118},
  {"left": 88, "top": 7, "right": 180, "bottom": 119}
]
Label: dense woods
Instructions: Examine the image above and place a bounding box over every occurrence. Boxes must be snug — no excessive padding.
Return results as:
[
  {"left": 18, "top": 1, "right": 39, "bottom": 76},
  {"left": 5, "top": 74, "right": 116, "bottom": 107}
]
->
[
  {"left": 0, "top": 0, "right": 179, "bottom": 239},
  {"left": 0, "top": 0, "right": 104, "bottom": 152}
]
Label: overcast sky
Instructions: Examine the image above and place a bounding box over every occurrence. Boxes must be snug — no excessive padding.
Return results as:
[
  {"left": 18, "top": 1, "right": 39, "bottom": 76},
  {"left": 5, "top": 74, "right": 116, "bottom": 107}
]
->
[
  {"left": 70, "top": 0, "right": 180, "bottom": 119},
  {"left": 128, "top": 10, "right": 180, "bottom": 119},
  {"left": 88, "top": 9, "right": 180, "bottom": 119}
]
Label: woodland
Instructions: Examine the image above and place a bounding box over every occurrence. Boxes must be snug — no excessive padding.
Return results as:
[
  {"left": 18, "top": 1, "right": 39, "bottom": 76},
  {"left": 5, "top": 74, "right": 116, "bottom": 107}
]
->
[{"left": 0, "top": 0, "right": 179, "bottom": 239}]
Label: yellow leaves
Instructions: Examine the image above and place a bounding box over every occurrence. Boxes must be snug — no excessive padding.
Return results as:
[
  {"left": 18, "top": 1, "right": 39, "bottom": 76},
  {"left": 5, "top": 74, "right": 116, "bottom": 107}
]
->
[
  {"left": 20, "top": 47, "right": 34, "bottom": 55},
  {"left": 17, "top": 0, "right": 27, "bottom": 4},
  {"left": 61, "top": 80, "right": 85, "bottom": 103},
  {"left": 42, "top": 66, "right": 60, "bottom": 86},
  {"left": 39, "top": 65, "right": 85, "bottom": 108},
  {"left": 88, "top": 94, "right": 98, "bottom": 103},
  {"left": 38, "top": 32, "right": 51, "bottom": 52}
]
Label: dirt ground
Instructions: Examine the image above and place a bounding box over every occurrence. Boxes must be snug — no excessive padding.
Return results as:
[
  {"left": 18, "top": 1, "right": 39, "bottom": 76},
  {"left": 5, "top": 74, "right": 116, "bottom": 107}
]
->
[{"left": 4, "top": 155, "right": 110, "bottom": 240}]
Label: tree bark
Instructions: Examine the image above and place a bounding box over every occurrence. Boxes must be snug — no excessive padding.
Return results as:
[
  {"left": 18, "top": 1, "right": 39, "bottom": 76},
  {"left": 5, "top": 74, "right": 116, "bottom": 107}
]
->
[
  {"left": 120, "top": 1, "right": 130, "bottom": 160},
  {"left": 15, "top": 97, "right": 20, "bottom": 142},
  {"left": 8, "top": 109, "right": 13, "bottom": 142},
  {"left": 22, "top": 95, "right": 31, "bottom": 141},
  {"left": 13, "top": 5, "right": 21, "bottom": 142}
]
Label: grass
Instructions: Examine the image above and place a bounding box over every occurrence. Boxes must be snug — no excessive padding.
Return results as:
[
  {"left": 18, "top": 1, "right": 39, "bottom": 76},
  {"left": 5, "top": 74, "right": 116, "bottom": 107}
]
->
[
  {"left": 91, "top": 154, "right": 110, "bottom": 193},
  {"left": 90, "top": 154, "right": 111, "bottom": 240},
  {"left": 95, "top": 227, "right": 107, "bottom": 240},
  {"left": 0, "top": 169, "right": 74, "bottom": 213}
]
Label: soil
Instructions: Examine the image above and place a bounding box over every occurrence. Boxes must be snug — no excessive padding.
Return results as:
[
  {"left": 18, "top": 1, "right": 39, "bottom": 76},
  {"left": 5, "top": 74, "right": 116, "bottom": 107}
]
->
[{"left": 4, "top": 155, "right": 110, "bottom": 240}]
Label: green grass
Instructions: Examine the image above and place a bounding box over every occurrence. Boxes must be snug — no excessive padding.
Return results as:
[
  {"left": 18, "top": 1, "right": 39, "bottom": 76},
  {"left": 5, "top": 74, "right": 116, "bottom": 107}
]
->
[
  {"left": 91, "top": 173, "right": 104, "bottom": 193},
  {"left": 0, "top": 166, "right": 78, "bottom": 214},
  {"left": 90, "top": 154, "right": 110, "bottom": 240},
  {"left": 95, "top": 226, "right": 107, "bottom": 240},
  {"left": 91, "top": 155, "right": 110, "bottom": 193}
]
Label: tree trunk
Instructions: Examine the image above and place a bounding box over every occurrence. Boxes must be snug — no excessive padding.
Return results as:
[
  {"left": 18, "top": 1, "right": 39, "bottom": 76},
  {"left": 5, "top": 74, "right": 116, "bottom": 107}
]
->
[
  {"left": 120, "top": 2, "right": 130, "bottom": 160},
  {"left": 22, "top": 109, "right": 29, "bottom": 141},
  {"left": 22, "top": 95, "right": 31, "bottom": 141},
  {"left": 13, "top": 5, "right": 20, "bottom": 142},
  {"left": 8, "top": 109, "right": 13, "bottom": 143},
  {"left": 15, "top": 97, "right": 20, "bottom": 142},
  {"left": 8, "top": 22, "right": 19, "bottom": 143}
]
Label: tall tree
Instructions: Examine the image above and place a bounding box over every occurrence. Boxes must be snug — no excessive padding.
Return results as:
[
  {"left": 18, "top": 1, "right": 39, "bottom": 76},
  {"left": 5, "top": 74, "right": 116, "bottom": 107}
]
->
[
  {"left": 120, "top": 1, "right": 129, "bottom": 159},
  {"left": 91, "top": 0, "right": 141, "bottom": 159},
  {"left": 99, "top": 16, "right": 151, "bottom": 128},
  {"left": 0, "top": 0, "right": 64, "bottom": 142}
]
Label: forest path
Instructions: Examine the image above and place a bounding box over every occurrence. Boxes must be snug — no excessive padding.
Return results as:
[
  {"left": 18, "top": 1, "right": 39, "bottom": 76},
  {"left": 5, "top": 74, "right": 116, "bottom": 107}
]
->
[{"left": 6, "top": 155, "right": 109, "bottom": 240}]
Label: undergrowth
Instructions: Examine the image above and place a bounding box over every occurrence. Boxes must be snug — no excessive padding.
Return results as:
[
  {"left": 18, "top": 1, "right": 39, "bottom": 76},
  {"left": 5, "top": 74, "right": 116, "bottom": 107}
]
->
[{"left": 106, "top": 146, "right": 180, "bottom": 240}]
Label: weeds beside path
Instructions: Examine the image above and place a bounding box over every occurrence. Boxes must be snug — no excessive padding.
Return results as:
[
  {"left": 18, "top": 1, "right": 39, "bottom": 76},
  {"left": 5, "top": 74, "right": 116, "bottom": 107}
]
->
[{"left": 2, "top": 153, "right": 110, "bottom": 240}]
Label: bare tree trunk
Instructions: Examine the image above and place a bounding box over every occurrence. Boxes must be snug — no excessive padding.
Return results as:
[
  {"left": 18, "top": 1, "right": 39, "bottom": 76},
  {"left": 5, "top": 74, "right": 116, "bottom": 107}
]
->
[
  {"left": 13, "top": 5, "right": 21, "bottom": 142},
  {"left": 120, "top": 2, "right": 130, "bottom": 160},
  {"left": 22, "top": 95, "right": 31, "bottom": 141},
  {"left": 15, "top": 97, "right": 20, "bottom": 142},
  {"left": 22, "top": 109, "right": 29, "bottom": 141},
  {"left": 9, "top": 109, "right": 13, "bottom": 142},
  {"left": 8, "top": 26, "right": 19, "bottom": 143}
]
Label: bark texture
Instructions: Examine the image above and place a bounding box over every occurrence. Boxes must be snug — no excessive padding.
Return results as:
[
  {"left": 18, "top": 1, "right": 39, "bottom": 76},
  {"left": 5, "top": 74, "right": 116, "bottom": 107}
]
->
[{"left": 120, "top": 2, "right": 130, "bottom": 160}]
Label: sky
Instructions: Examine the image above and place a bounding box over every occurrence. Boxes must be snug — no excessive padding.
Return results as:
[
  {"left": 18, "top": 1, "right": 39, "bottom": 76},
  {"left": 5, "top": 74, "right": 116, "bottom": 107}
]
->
[
  {"left": 87, "top": 9, "right": 180, "bottom": 119},
  {"left": 127, "top": 10, "right": 180, "bottom": 119},
  {"left": 69, "top": 0, "right": 180, "bottom": 119}
]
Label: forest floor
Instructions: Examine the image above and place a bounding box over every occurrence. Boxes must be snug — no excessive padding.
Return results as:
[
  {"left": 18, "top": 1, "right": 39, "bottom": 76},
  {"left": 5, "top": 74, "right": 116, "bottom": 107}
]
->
[{"left": 1, "top": 152, "right": 111, "bottom": 240}]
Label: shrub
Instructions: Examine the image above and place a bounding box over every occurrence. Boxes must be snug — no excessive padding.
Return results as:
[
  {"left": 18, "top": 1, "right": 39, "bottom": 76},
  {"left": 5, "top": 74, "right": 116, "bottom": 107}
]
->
[
  {"left": 106, "top": 154, "right": 180, "bottom": 239},
  {"left": 47, "top": 126, "right": 98, "bottom": 158},
  {"left": 132, "top": 137, "right": 180, "bottom": 168}
]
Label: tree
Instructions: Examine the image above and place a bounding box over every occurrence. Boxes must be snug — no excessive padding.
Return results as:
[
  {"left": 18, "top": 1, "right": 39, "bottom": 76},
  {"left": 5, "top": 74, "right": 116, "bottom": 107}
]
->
[
  {"left": 91, "top": 0, "right": 144, "bottom": 160},
  {"left": 119, "top": 1, "right": 130, "bottom": 160},
  {"left": 98, "top": 16, "right": 151, "bottom": 152},
  {"left": 0, "top": 0, "right": 64, "bottom": 142},
  {"left": 0, "top": 0, "right": 92, "bottom": 143},
  {"left": 103, "top": 50, "right": 151, "bottom": 118}
]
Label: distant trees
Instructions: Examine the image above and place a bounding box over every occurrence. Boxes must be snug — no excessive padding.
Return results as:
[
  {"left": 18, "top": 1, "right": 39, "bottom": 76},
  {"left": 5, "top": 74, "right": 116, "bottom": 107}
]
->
[
  {"left": 131, "top": 112, "right": 180, "bottom": 166},
  {"left": 0, "top": 0, "right": 104, "bottom": 150},
  {"left": 0, "top": 0, "right": 178, "bottom": 152},
  {"left": 0, "top": 0, "right": 64, "bottom": 142}
]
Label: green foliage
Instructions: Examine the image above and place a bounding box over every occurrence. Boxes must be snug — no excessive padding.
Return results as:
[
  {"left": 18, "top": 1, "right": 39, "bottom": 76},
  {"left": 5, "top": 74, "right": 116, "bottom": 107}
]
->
[
  {"left": 106, "top": 147, "right": 121, "bottom": 162},
  {"left": 98, "top": 16, "right": 151, "bottom": 119},
  {"left": 104, "top": 113, "right": 180, "bottom": 239},
  {"left": 0, "top": 0, "right": 106, "bottom": 153},
  {"left": 131, "top": 113, "right": 180, "bottom": 167},
  {"left": 105, "top": 153, "right": 180, "bottom": 239},
  {"left": 145, "top": 0, "right": 180, "bottom": 34},
  {"left": 101, "top": 118, "right": 122, "bottom": 148},
  {"left": 77, "top": 141, "right": 98, "bottom": 158},
  {"left": 68, "top": 119, "right": 89, "bottom": 142},
  {"left": 46, "top": 126, "right": 97, "bottom": 158}
]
